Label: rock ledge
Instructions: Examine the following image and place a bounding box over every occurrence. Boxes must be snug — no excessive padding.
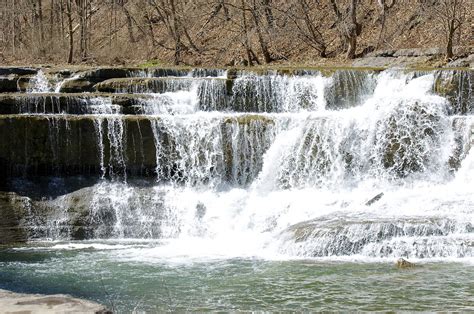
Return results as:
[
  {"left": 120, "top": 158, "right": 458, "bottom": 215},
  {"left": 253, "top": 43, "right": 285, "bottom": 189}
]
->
[{"left": 0, "top": 289, "right": 109, "bottom": 313}]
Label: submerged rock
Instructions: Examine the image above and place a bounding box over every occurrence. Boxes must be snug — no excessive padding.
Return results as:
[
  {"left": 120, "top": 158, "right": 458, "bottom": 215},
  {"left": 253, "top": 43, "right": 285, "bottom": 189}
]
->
[
  {"left": 365, "top": 192, "right": 384, "bottom": 206},
  {"left": 396, "top": 258, "right": 416, "bottom": 268}
]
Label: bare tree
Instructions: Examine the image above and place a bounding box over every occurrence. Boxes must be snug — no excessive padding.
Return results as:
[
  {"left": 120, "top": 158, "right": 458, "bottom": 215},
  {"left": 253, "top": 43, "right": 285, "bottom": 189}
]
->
[
  {"left": 376, "top": 0, "right": 396, "bottom": 49},
  {"left": 250, "top": 0, "right": 273, "bottom": 63},
  {"left": 66, "top": 0, "right": 74, "bottom": 63},
  {"left": 0, "top": 0, "right": 470, "bottom": 65},
  {"left": 420, "top": 0, "right": 467, "bottom": 60},
  {"left": 283, "top": 0, "right": 327, "bottom": 57},
  {"left": 330, "top": 0, "right": 361, "bottom": 59}
]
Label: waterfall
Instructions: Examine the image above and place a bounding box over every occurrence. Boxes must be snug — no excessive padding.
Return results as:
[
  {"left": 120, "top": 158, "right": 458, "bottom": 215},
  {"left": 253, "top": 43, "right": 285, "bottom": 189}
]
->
[
  {"left": 1, "top": 67, "right": 473, "bottom": 262},
  {"left": 27, "top": 70, "right": 51, "bottom": 93}
]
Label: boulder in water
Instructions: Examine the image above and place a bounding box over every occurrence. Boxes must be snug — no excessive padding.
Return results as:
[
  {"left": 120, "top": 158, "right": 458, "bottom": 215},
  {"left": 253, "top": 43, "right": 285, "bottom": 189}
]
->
[
  {"left": 396, "top": 258, "right": 415, "bottom": 268},
  {"left": 365, "top": 192, "right": 384, "bottom": 206}
]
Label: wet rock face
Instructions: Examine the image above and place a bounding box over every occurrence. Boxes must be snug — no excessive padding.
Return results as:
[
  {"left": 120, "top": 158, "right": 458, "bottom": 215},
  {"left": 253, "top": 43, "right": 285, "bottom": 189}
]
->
[
  {"left": 0, "top": 192, "right": 29, "bottom": 244},
  {"left": 0, "top": 115, "right": 159, "bottom": 179},
  {"left": 0, "top": 93, "right": 151, "bottom": 115},
  {"left": 0, "top": 67, "right": 37, "bottom": 76},
  {"left": 58, "top": 68, "right": 142, "bottom": 93},
  {"left": 95, "top": 77, "right": 193, "bottom": 93},
  {"left": 0, "top": 115, "right": 102, "bottom": 178},
  {"left": 0, "top": 68, "right": 40, "bottom": 93},
  {"left": 434, "top": 70, "right": 473, "bottom": 115},
  {"left": 58, "top": 78, "right": 95, "bottom": 93},
  {"left": 0, "top": 76, "right": 20, "bottom": 93},
  {"left": 280, "top": 216, "right": 470, "bottom": 258},
  {"left": 81, "top": 67, "right": 139, "bottom": 81},
  {"left": 0, "top": 183, "right": 174, "bottom": 241},
  {"left": 0, "top": 113, "right": 276, "bottom": 183}
]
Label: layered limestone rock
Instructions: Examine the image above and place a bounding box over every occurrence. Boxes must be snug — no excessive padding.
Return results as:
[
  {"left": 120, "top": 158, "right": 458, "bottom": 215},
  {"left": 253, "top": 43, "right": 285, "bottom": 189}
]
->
[
  {"left": 0, "top": 66, "right": 473, "bottom": 247},
  {"left": 0, "top": 115, "right": 158, "bottom": 178},
  {"left": 0, "top": 114, "right": 276, "bottom": 180},
  {"left": 0, "top": 76, "right": 21, "bottom": 93},
  {"left": 0, "top": 192, "right": 29, "bottom": 244},
  {"left": 0, "top": 93, "right": 152, "bottom": 114},
  {"left": 434, "top": 70, "right": 473, "bottom": 115},
  {"left": 280, "top": 216, "right": 473, "bottom": 258}
]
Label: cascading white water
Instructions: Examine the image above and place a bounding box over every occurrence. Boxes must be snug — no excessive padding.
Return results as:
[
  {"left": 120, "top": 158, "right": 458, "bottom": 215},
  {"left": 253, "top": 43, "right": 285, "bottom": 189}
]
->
[
  {"left": 91, "top": 98, "right": 127, "bottom": 179},
  {"left": 27, "top": 70, "right": 51, "bottom": 93},
  {"left": 21, "top": 69, "right": 474, "bottom": 263},
  {"left": 231, "top": 71, "right": 332, "bottom": 112},
  {"left": 134, "top": 78, "right": 228, "bottom": 113}
]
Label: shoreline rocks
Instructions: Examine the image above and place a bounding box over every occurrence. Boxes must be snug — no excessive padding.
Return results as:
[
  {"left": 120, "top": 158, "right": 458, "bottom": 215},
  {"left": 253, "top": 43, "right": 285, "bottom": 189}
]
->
[{"left": 0, "top": 289, "right": 109, "bottom": 313}]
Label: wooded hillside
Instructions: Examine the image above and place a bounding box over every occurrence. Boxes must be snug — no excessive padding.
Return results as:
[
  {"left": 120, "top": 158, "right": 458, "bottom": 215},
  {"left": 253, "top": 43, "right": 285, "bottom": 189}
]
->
[{"left": 0, "top": 0, "right": 472, "bottom": 66}]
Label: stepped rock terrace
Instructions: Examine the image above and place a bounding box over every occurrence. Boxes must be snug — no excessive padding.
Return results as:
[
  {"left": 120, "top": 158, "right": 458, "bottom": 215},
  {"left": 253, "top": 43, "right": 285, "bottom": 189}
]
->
[
  {"left": 0, "top": 64, "right": 472, "bottom": 260},
  {"left": 0, "top": 65, "right": 473, "bottom": 312}
]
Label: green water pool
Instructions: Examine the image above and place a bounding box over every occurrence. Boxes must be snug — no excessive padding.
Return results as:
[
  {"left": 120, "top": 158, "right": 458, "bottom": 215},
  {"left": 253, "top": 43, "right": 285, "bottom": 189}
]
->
[{"left": 0, "top": 241, "right": 472, "bottom": 312}]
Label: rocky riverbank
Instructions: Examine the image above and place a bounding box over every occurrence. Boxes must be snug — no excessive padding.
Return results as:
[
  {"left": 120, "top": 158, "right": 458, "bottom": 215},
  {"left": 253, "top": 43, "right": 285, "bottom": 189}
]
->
[{"left": 0, "top": 289, "right": 109, "bottom": 313}]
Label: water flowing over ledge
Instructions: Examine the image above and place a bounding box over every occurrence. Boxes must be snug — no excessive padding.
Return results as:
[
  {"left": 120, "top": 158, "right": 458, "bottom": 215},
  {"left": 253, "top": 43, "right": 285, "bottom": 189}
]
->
[{"left": 0, "top": 66, "right": 473, "bottom": 264}]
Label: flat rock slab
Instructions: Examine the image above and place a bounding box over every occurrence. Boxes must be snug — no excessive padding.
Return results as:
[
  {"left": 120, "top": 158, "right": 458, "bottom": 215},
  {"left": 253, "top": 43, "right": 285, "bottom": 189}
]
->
[{"left": 0, "top": 289, "right": 109, "bottom": 313}]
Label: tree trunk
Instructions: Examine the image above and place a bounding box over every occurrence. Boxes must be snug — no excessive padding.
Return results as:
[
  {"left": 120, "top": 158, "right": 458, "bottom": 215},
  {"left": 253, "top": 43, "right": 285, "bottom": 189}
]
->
[
  {"left": 241, "top": 0, "right": 254, "bottom": 65},
  {"left": 346, "top": 34, "right": 357, "bottom": 59},
  {"left": 346, "top": 0, "right": 358, "bottom": 59},
  {"left": 38, "top": 0, "right": 45, "bottom": 45},
  {"left": 300, "top": 0, "right": 326, "bottom": 57},
  {"left": 251, "top": 0, "right": 272, "bottom": 63},
  {"left": 446, "top": 20, "right": 455, "bottom": 60},
  {"left": 262, "top": 0, "right": 274, "bottom": 28},
  {"left": 50, "top": 0, "right": 54, "bottom": 41},
  {"left": 12, "top": 0, "right": 16, "bottom": 55},
  {"left": 169, "top": 0, "right": 183, "bottom": 65},
  {"left": 66, "top": 0, "right": 73, "bottom": 63},
  {"left": 60, "top": 0, "right": 65, "bottom": 49},
  {"left": 121, "top": 5, "right": 136, "bottom": 43}
]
